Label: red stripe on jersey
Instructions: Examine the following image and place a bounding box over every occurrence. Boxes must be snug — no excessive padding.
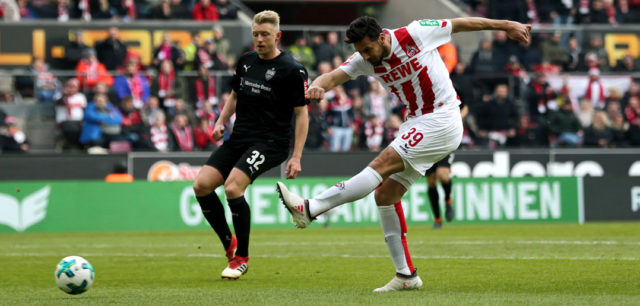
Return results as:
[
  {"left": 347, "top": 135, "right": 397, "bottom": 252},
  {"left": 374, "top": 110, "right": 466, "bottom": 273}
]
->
[
  {"left": 384, "top": 53, "right": 402, "bottom": 69},
  {"left": 441, "top": 20, "right": 448, "bottom": 28},
  {"left": 394, "top": 27, "right": 421, "bottom": 58},
  {"left": 418, "top": 66, "right": 435, "bottom": 115},
  {"left": 401, "top": 79, "right": 418, "bottom": 116},
  {"left": 374, "top": 66, "right": 387, "bottom": 73}
]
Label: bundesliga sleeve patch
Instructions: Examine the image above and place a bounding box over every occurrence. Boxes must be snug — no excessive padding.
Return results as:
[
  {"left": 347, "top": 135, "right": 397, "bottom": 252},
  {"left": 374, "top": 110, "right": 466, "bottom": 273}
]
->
[{"left": 418, "top": 19, "right": 440, "bottom": 26}]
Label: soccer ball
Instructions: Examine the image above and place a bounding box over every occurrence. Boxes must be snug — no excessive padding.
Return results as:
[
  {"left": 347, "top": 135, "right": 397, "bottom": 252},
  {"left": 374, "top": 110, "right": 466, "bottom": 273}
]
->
[{"left": 54, "top": 256, "right": 95, "bottom": 294}]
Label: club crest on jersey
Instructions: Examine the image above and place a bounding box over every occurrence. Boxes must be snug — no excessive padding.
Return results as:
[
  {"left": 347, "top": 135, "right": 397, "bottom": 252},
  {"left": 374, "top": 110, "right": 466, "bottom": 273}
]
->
[
  {"left": 265, "top": 67, "right": 276, "bottom": 81},
  {"left": 406, "top": 45, "right": 419, "bottom": 57}
]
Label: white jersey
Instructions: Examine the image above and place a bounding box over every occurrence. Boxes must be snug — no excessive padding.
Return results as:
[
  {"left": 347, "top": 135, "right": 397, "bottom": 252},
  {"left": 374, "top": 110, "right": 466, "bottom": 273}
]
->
[{"left": 340, "top": 19, "right": 459, "bottom": 117}]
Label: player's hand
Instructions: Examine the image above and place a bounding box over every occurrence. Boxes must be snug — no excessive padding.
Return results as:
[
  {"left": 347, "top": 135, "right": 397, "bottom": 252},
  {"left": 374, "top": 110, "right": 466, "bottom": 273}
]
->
[
  {"left": 306, "top": 85, "right": 325, "bottom": 102},
  {"left": 506, "top": 21, "right": 532, "bottom": 46},
  {"left": 285, "top": 157, "right": 301, "bottom": 179},
  {"left": 211, "top": 122, "right": 225, "bottom": 140}
]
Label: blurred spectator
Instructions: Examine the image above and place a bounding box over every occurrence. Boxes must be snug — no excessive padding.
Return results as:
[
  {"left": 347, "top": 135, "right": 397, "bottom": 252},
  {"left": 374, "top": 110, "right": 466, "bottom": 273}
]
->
[
  {"left": 91, "top": 0, "right": 118, "bottom": 19},
  {"left": 383, "top": 114, "right": 402, "bottom": 148},
  {"left": 362, "top": 76, "right": 388, "bottom": 122},
  {"left": 75, "top": 48, "right": 113, "bottom": 91},
  {"left": 193, "top": 116, "right": 216, "bottom": 150},
  {"left": 491, "top": 31, "right": 518, "bottom": 71},
  {"left": 618, "top": 0, "right": 640, "bottom": 23},
  {"left": 87, "top": 81, "right": 119, "bottom": 107},
  {"left": 507, "top": 115, "right": 547, "bottom": 147},
  {"left": 588, "top": 0, "right": 612, "bottom": 23},
  {"left": 212, "top": 25, "right": 233, "bottom": 66},
  {"left": 150, "top": 0, "right": 175, "bottom": 19},
  {"left": 625, "top": 96, "right": 640, "bottom": 145},
  {"left": 504, "top": 55, "right": 528, "bottom": 81},
  {"left": 141, "top": 95, "right": 165, "bottom": 126},
  {"left": 183, "top": 32, "right": 202, "bottom": 71},
  {"left": 0, "top": 108, "right": 5, "bottom": 124},
  {"left": 327, "top": 31, "right": 349, "bottom": 60},
  {"left": 469, "top": 40, "right": 497, "bottom": 74},
  {"left": 79, "top": 93, "right": 123, "bottom": 149},
  {"left": 168, "top": 113, "right": 194, "bottom": 151},
  {"left": 451, "top": 62, "right": 474, "bottom": 109},
  {"left": 190, "top": 65, "right": 218, "bottom": 107},
  {"left": 149, "top": 111, "right": 169, "bottom": 152},
  {"left": 199, "top": 38, "right": 228, "bottom": 71},
  {"left": 325, "top": 86, "right": 354, "bottom": 152},
  {"left": 533, "top": 58, "right": 561, "bottom": 75},
  {"left": 614, "top": 54, "right": 638, "bottom": 73},
  {"left": 580, "top": 36, "right": 610, "bottom": 72},
  {"left": 527, "top": 72, "right": 555, "bottom": 123},
  {"left": 622, "top": 82, "right": 640, "bottom": 109},
  {"left": 113, "top": 61, "right": 151, "bottom": 108},
  {"left": 151, "top": 60, "right": 187, "bottom": 108},
  {"left": 311, "top": 33, "right": 335, "bottom": 70},
  {"left": 55, "top": 79, "right": 87, "bottom": 149},
  {"left": 541, "top": 32, "right": 569, "bottom": 68},
  {"left": 191, "top": 0, "right": 218, "bottom": 21},
  {"left": 17, "top": 0, "right": 36, "bottom": 19},
  {"left": 214, "top": 0, "right": 237, "bottom": 19},
  {"left": 152, "top": 33, "right": 185, "bottom": 71},
  {"left": 104, "top": 161, "right": 134, "bottom": 182},
  {"left": 63, "top": 30, "right": 91, "bottom": 70},
  {"left": 474, "top": 84, "right": 519, "bottom": 148},
  {"left": 305, "top": 99, "right": 327, "bottom": 150},
  {"left": 0, "top": 116, "right": 29, "bottom": 153},
  {"left": 289, "top": 36, "right": 315, "bottom": 73},
  {"left": 171, "top": 0, "right": 191, "bottom": 18},
  {"left": 31, "top": 58, "right": 62, "bottom": 103},
  {"left": 488, "top": 0, "right": 527, "bottom": 23},
  {"left": 548, "top": 102, "right": 583, "bottom": 147},
  {"left": 437, "top": 42, "right": 458, "bottom": 73},
  {"left": 167, "top": 98, "right": 195, "bottom": 123},
  {"left": 95, "top": 26, "right": 128, "bottom": 71},
  {"left": 120, "top": 0, "right": 137, "bottom": 21},
  {"left": 195, "top": 99, "right": 217, "bottom": 125},
  {"left": 583, "top": 110, "right": 612, "bottom": 147},
  {"left": 363, "top": 115, "right": 383, "bottom": 151},
  {"left": 564, "top": 37, "right": 581, "bottom": 72},
  {"left": 119, "top": 96, "right": 149, "bottom": 149},
  {"left": 609, "top": 112, "right": 630, "bottom": 147},
  {"left": 584, "top": 68, "right": 606, "bottom": 110},
  {"left": 576, "top": 99, "right": 595, "bottom": 128}
]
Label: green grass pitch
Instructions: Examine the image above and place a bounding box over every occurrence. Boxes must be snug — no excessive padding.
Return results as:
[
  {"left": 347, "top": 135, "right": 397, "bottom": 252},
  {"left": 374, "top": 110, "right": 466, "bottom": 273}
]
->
[{"left": 2, "top": 223, "right": 639, "bottom": 305}]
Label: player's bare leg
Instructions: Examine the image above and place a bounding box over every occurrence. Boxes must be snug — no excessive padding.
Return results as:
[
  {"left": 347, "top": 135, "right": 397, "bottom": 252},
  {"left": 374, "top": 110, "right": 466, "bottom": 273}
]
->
[
  {"left": 277, "top": 146, "right": 404, "bottom": 228},
  {"left": 373, "top": 178, "right": 423, "bottom": 292},
  {"left": 221, "top": 168, "right": 252, "bottom": 279},
  {"left": 193, "top": 166, "right": 238, "bottom": 265}
]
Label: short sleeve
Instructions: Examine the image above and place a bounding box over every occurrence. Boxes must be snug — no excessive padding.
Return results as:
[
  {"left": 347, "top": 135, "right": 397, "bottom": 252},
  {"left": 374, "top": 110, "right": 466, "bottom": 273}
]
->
[
  {"left": 288, "top": 66, "right": 310, "bottom": 107},
  {"left": 230, "top": 57, "right": 242, "bottom": 92},
  {"left": 409, "top": 19, "right": 452, "bottom": 51},
  {"left": 338, "top": 52, "right": 369, "bottom": 80}
]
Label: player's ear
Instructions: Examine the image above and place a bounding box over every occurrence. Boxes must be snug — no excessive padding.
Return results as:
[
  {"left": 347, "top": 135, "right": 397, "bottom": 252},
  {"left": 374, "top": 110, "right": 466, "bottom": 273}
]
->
[{"left": 276, "top": 31, "right": 282, "bottom": 41}]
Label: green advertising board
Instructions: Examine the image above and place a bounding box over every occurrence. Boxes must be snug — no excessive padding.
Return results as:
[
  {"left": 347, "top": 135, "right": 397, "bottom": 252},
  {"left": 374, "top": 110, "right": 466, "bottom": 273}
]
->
[{"left": 0, "top": 177, "right": 582, "bottom": 233}]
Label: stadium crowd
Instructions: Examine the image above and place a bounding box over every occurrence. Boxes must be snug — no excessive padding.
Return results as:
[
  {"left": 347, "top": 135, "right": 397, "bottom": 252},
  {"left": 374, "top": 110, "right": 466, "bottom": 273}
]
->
[{"left": 1, "top": 0, "right": 640, "bottom": 153}]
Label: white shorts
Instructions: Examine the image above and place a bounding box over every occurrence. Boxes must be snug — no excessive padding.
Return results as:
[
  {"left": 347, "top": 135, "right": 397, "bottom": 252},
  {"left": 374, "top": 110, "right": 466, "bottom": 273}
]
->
[{"left": 389, "top": 107, "right": 463, "bottom": 189}]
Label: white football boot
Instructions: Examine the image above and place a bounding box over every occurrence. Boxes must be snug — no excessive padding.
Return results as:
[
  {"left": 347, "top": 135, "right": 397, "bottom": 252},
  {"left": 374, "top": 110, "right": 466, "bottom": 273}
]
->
[
  {"left": 276, "top": 182, "right": 312, "bottom": 228},
  {"left": 373, "top": 274, "right": 423, "bottom": 292},
  {"left": 221, "top": 256, "right": 249, "bottom": 279}
]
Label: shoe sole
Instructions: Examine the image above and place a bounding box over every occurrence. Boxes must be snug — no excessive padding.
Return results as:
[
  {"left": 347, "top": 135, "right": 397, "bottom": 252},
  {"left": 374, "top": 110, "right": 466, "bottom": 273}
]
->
[
  {"left": 221, "top": 266, "right": 249, "bottom": 280},
  {"left": 276, "top": 182, "right": 309, "bottom": 229}
]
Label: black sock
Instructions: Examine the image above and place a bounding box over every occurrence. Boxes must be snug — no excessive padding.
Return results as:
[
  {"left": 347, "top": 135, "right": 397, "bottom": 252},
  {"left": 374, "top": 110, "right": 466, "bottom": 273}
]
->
[
  {"left": 428, "top": 187, "right": 441, "bottom": 219},
  {"left": 228, "top": 196, "right": 251, "bottom": 258},
  {"left": 196, "top": 192, "right": 233, "bottom": 251},
  {"left": 442, "top": 179, "right": 452, "bottom": 202}
]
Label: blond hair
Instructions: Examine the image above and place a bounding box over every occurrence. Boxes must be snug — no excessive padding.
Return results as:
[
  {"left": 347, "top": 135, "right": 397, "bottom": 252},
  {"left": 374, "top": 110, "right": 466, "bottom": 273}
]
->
[{"left": 253, "top": 10, "right": 280, "bottom": 33}]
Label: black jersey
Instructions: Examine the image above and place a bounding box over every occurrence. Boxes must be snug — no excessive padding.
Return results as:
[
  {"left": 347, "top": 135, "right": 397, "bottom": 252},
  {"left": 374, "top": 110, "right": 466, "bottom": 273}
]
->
[{"left": 230, "top": 51, "right": 309, "bottom": 146}]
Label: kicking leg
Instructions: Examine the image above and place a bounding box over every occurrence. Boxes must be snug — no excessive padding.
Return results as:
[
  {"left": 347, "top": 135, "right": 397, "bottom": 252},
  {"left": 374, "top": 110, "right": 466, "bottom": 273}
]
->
[{"left": 277, "top": 146, "right": 404, "bottom": 228}]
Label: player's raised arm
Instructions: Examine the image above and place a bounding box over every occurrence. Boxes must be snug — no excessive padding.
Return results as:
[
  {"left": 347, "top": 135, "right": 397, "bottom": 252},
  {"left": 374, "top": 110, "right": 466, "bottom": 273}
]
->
[
  {"left": 451, "top": 17, "right": 531, "bottom": 45},
  {"left": 307, "top": 68, "right": 351, "bottom": 102},
  {"left": 211, "top": 90, "right": 237, "bottom": 140}
]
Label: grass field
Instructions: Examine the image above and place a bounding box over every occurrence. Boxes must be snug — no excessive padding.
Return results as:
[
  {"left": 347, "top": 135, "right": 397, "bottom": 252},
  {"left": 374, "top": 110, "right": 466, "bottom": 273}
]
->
[{"left": 2, "top": 222, "right": 640, "bottom": 305}]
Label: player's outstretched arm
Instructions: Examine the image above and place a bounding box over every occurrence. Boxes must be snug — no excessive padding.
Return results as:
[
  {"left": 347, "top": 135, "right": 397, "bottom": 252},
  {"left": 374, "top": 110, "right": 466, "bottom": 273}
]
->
[
  {"left": 212, "top": 90, "right": 237, "bottom": 140},
  {"left": 451, "top": 17, "right": 531, "bottom": 45},
  {"left": 307, "top": 68, "right": 351, "bottom": 102},
  {"left": 285, "top": 105, "right": 309, "bottom": 179}
]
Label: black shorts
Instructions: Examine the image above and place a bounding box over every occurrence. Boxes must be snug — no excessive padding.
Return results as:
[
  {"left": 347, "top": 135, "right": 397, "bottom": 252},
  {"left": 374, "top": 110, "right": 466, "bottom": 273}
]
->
[
  {"left": 425, "top": 153, "right": 454, "bottom": 175},
  {"left": 205, "top": 140, "right": 289, "bottom": 182}
]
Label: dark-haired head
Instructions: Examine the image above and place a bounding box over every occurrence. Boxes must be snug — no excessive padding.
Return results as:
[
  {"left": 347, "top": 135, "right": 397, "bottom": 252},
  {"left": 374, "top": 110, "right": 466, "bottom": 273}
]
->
[{"left": 345, "top": 16, "right": 382, "bottom": 44}]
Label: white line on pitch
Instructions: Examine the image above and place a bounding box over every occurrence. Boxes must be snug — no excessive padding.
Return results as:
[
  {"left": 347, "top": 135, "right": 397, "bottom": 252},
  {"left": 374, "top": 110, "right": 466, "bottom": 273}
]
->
[{"left": 1, "top": 252, "right": 639, "bottom": 261}]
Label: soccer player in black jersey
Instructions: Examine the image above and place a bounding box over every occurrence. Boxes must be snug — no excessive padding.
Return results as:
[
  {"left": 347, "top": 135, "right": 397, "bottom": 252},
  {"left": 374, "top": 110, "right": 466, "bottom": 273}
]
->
[{"left": 192, "top": 10, "right": 309, "bottom": 279}]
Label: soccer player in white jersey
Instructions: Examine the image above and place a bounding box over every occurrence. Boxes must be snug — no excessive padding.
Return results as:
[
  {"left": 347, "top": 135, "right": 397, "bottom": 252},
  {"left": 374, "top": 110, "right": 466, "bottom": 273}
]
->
[{"left": 278, "top": 16, "right": 531, "bottom": 292}]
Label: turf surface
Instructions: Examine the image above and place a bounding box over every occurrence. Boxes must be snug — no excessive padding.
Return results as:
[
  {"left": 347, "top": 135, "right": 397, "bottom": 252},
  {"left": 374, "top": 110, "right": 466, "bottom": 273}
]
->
[{"left": 2, "top": 223, "right": 639, "bottom": 305}]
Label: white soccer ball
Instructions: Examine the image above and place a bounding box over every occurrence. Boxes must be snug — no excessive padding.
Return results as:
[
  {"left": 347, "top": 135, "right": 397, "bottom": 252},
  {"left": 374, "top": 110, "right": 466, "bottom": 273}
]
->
[{"left": 54, "top": 256, "right": 94, "bottom": 294}]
